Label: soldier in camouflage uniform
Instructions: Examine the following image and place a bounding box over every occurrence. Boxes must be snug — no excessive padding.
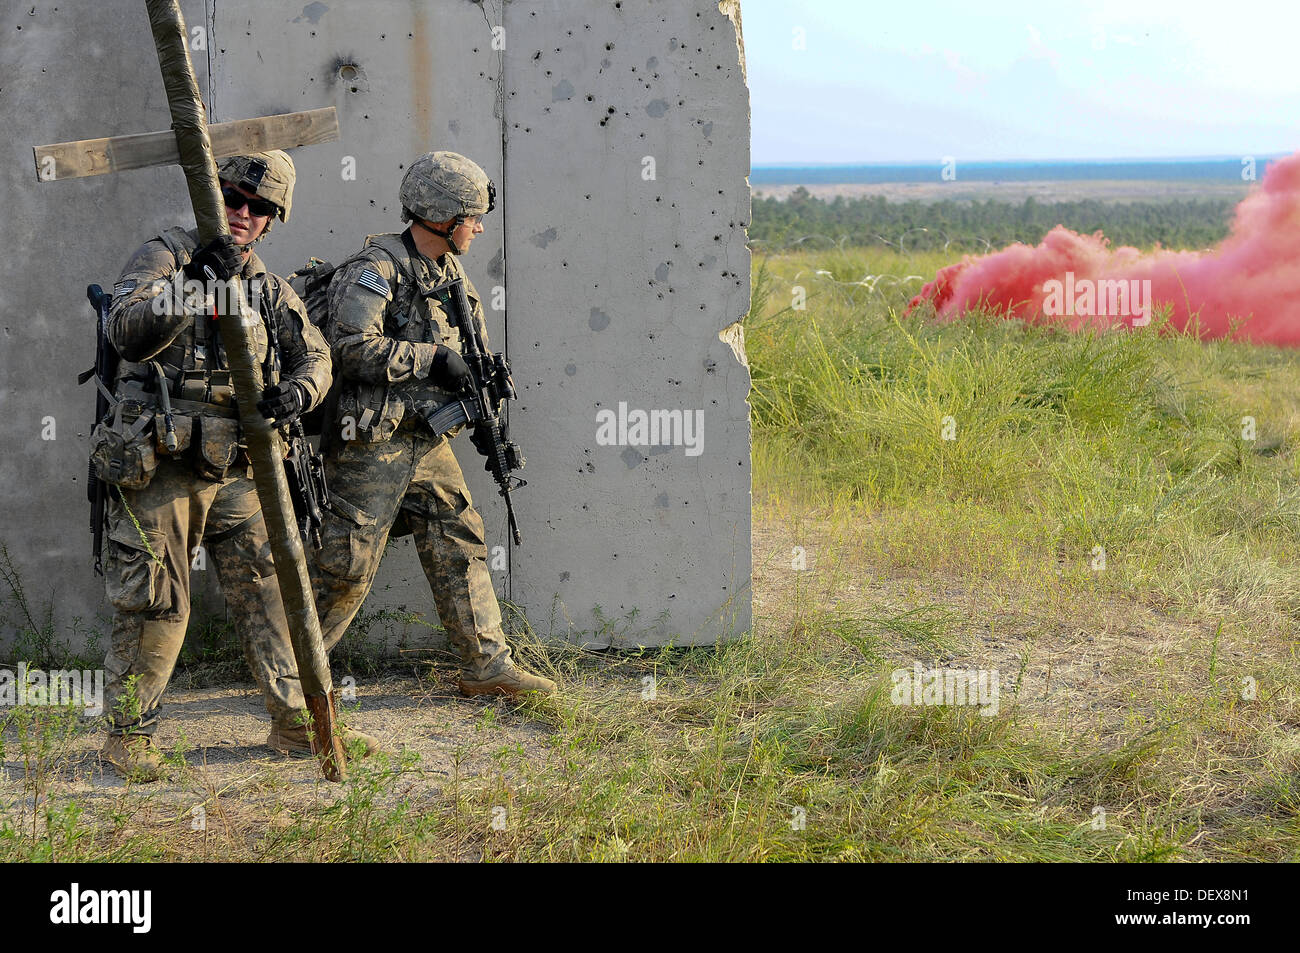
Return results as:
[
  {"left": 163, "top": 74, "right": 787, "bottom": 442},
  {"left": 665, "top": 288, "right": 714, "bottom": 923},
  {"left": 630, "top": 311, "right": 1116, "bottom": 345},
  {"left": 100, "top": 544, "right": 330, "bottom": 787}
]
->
[
  {"left": 310, "top": 151, "right": 556, "bottom": 697},
  {"left": 96, "top": 150, "right": 341, "bottom": 780}
]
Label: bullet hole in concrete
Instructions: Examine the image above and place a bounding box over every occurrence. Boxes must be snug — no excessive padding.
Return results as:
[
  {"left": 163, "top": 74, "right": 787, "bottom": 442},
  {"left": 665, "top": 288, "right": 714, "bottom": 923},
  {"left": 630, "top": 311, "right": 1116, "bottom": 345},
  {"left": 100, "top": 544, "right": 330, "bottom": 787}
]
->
[{"left": 606, "top": 42, "right": 614, "bottom": 50}]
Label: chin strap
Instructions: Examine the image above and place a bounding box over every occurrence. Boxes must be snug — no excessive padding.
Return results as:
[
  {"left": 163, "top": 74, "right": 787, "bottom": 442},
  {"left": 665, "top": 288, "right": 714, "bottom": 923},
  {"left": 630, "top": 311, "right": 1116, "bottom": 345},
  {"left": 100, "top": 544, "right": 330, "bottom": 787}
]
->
[{"left": 411, "top": 216, "right": 463, "bottom": 255}]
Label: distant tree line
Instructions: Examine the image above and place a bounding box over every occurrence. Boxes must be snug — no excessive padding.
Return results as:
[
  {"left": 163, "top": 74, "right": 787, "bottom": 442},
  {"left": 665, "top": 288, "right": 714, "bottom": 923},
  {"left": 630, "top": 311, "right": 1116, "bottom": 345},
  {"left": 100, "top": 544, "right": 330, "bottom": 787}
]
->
[{"left": 750, "top": 188, "right": 1238, "bottom": 252}]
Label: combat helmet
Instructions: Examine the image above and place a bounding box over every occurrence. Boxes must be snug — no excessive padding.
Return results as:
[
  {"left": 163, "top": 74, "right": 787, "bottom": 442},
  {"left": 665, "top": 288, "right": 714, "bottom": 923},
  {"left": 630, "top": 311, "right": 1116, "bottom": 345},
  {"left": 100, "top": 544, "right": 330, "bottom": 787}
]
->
[
  {"left": 217, "top": 150, "right": 295, "bottom": 245},
  {"left": 400, "top": 151, "right": 495, "bottom": 253}
]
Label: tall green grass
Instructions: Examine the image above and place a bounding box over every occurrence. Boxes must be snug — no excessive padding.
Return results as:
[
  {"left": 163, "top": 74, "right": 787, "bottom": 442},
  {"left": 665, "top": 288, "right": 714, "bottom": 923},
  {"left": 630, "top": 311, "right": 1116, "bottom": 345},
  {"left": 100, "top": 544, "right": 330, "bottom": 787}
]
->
[{"left": 748, "top": 248, "right": 1300, "bottom": 624}]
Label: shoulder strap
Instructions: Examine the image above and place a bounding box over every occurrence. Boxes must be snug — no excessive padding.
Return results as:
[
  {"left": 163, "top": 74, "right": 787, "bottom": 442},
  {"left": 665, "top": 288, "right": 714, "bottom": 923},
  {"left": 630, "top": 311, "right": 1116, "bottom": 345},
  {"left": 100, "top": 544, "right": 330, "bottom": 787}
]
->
[
  {"left": 362, "top": 232, "right": 419, "bottom": 287},
  {"left": 260, "top": 278, "right": 280, "bottom": 384},
  {"left": 154, "top": 226, "right": 195, "bottom": 268}
]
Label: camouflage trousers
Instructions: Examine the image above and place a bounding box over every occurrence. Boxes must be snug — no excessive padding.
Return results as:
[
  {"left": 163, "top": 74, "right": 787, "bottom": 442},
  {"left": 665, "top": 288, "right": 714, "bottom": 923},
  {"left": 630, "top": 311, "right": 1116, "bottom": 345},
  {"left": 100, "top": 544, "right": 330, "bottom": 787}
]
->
[
  {"left": 102, "top": 456, "right": 306, "bottom": 735},
  {"left": 310, "top": 429, "right": 511, "bottom": 679}
]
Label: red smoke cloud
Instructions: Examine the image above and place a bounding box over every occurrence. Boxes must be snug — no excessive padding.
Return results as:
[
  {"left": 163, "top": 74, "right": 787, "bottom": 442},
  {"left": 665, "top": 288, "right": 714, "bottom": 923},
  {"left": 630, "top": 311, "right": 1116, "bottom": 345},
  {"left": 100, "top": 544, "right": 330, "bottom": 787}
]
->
[{"left": 908, "top": 152, "right": 1300, "bottom": 346}]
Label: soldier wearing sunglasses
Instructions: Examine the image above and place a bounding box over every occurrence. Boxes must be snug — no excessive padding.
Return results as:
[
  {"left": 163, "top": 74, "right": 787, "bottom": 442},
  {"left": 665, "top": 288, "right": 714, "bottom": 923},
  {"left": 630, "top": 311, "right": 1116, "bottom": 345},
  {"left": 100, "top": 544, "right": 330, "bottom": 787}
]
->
[{"left": 94, "top": 150, "right": 373, "bottom": 780}]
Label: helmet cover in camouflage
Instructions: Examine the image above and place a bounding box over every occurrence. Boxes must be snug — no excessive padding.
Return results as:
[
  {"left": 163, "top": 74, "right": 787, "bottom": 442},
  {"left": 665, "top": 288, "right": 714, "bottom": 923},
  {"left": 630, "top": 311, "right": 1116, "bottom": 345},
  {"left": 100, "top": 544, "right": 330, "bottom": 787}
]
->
[
  {"left": 218, "top": 150, "right": 295, "bottom": 223},
  {"left": 399, "top": 151, "right": 496, "bottom": 225}
]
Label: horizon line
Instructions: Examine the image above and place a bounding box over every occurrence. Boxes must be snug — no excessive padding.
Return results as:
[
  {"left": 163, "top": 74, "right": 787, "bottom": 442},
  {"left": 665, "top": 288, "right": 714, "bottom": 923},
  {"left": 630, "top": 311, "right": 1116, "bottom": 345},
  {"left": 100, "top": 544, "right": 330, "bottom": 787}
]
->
[{"left": 751, "top": 153, "right": 1289, "bottom": 169}]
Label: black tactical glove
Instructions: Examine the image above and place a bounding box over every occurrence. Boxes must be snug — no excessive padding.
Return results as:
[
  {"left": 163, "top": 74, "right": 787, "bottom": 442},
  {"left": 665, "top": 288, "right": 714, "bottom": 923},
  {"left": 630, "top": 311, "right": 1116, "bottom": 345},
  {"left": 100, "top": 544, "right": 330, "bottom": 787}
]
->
[
  {"left": 183, "top": 235, "right": 243, "bottom": 282},
  {"left": 430, "top": 345, "right": 473, "bottom": 392},
  {"left": 257, "top": 382, "right": 305, "bottom": 425},
  {"left": 470, "top": 423, "right": 496, "bottom": 458}
]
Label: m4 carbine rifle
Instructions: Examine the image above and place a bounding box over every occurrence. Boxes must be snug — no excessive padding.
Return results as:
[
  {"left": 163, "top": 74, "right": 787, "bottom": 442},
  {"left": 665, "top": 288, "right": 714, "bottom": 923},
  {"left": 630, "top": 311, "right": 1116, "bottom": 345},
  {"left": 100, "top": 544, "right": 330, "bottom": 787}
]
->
[
  {"left": 421, "top": 277, "right": 526, "bottom": 545},
  {"left": 262, "top": 296, "right": 330, "bottom": 549}
]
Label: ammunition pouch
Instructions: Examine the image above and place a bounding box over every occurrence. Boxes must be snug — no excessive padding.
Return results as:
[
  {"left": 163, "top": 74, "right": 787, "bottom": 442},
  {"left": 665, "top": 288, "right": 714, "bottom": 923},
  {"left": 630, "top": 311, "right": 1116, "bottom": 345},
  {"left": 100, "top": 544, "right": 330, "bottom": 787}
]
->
[
  {"left": 194, "top": 415, "right": 243, "bottom": 482},
  {"left": 175, "top": 369, "right": 237, "bottom": 409},
  {"left": 89, "top": 399, "right": 157, "bottom": 490},
  {"left": 116, "top": 377, "right": 240, "bottom": 479},
  {"left": 336, "top": 381, "right": 404, "bottom": 444}
]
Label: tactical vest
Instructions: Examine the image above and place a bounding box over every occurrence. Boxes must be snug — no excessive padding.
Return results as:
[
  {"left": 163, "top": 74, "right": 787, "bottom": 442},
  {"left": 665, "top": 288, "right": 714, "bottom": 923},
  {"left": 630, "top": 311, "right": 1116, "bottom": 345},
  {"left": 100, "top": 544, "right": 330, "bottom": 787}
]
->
[
  {"left": 114, "top": 227, "right": 278, "bottom": 478},
  {"left": 330, "top": 230, "right": 482, "bottom": 443}
]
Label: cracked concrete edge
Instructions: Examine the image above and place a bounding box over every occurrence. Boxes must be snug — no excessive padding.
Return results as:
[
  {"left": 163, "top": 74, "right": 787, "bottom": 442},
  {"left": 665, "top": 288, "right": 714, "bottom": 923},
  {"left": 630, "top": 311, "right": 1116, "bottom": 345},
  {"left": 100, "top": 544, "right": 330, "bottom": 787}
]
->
[
  {"left": 717, "top": 0, "right": 751, "bottom": 371},
  {"left": 718, "top": 0, "right": 748, "bottom": 87}
]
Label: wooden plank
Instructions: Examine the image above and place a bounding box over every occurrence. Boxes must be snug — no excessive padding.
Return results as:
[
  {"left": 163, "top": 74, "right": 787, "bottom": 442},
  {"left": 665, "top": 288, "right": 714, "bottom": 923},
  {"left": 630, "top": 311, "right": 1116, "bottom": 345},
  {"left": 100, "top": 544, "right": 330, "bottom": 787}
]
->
[{"left": 32, "top": 107, "right": 339, "bottom": 182}]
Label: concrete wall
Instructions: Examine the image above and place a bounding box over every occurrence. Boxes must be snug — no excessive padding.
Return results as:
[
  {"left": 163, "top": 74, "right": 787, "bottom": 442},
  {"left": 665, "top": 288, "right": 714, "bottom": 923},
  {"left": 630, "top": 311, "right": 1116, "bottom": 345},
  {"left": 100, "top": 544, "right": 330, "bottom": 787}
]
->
[{"left": 0, "top": 0, "right": 751, "bottom": 657}]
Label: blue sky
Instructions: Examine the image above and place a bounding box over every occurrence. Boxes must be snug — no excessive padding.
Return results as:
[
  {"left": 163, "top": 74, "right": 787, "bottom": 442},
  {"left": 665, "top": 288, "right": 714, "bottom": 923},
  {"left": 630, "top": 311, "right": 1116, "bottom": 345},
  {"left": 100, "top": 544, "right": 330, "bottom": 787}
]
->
[{"left": 744, "top": 0, "right": 1300, "bottom": 164}]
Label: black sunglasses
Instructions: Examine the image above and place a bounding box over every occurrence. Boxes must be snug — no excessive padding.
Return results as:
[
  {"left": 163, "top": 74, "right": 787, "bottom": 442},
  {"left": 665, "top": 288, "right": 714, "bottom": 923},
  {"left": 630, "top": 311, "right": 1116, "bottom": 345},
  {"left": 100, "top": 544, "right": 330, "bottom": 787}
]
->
[{"left": 222, "top": 185, "right": 278, "bottom": 218}]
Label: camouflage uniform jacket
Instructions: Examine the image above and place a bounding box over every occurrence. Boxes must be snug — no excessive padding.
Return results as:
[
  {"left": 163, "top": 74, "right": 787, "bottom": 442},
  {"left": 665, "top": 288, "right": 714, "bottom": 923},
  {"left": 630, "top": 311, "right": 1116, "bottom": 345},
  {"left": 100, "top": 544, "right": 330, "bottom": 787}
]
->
[
  {"left": 108, "top": 226, "right": 331, "bottom": 460},
  {"left": 326, "top": 229, "right": 488, "bottom": 443}
]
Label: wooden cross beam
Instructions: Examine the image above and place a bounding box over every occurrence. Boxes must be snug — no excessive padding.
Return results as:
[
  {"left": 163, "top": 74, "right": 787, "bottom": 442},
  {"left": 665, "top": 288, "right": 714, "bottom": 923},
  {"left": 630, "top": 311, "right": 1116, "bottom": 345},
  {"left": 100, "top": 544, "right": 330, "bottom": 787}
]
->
[
  {"left": 31, "top": 0, "right": 347, "bottom": 781},
  {"left": 33, "top": 107, "right": 339, "bottom": 181}
]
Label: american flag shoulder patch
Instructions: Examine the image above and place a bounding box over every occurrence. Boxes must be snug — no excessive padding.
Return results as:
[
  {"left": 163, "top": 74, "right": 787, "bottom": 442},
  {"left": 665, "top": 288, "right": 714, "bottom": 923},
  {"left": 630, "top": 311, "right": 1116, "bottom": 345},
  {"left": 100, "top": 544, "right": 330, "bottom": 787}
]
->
[
  {"left": 356, "top": 267, "right": 391, "bottom": 299},
  {"left": 113, "top": 278, "right": 138, "bottom": 299}
]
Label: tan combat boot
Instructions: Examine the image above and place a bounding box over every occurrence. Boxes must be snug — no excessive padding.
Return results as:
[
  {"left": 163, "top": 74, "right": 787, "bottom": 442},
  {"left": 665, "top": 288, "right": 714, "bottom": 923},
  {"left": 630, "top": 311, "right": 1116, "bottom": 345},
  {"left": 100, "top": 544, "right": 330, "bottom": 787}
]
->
[
  {"left": 266, "top": 723, "right": 382, "bottom": 758},
  {"left": 102, "top": 733, "right": 167, "bottom": 782},
  {"left": 459, "top": 663, "right": 557, "bottom": 698}
]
